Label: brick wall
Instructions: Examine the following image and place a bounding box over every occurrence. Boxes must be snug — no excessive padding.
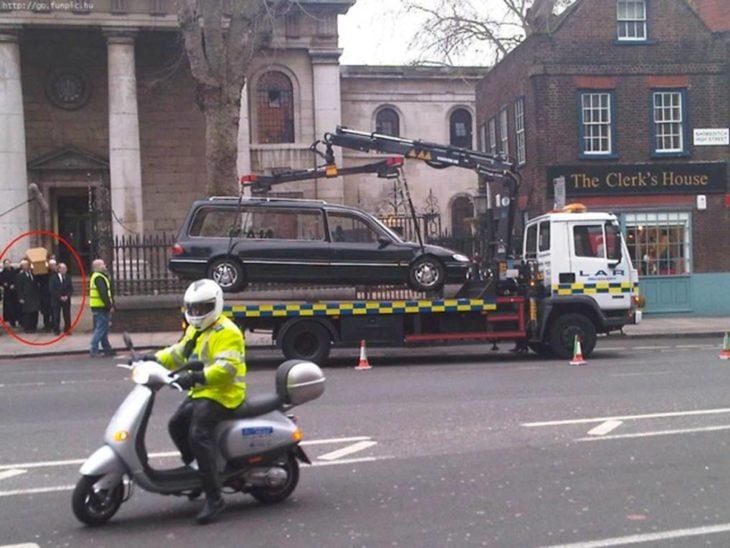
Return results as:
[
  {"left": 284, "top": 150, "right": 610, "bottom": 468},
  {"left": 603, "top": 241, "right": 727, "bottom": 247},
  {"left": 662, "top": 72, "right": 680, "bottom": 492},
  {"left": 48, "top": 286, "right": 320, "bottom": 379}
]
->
[{"left": 476, "top": 0, "right": 729, "bottom": 273}]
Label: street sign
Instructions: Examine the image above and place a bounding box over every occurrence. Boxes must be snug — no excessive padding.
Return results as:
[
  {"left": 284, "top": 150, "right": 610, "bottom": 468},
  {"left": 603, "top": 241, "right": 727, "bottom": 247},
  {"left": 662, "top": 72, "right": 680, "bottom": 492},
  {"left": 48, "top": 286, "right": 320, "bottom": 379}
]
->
[
  {"left": 553, "top": 176, "right": 566, "bottom": 209},
  {"left": 693, "top": 128, "right": 729, "bottom": 146}
]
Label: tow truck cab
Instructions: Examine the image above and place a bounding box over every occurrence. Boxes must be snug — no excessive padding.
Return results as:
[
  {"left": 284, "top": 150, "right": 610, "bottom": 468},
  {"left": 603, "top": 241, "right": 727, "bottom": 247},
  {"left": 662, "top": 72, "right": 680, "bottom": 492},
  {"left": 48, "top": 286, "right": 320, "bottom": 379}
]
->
[{"left": 523, "top": 205, "right": 642, "bottom": 350}]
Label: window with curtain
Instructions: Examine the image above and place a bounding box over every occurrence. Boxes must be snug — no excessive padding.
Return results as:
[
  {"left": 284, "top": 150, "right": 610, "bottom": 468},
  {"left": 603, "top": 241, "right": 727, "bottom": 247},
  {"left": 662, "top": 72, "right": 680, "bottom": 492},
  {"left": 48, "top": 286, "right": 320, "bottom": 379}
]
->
[
  {"left": 653, "top": 90, "right": 686, "bottom": 155},
  {"left": 617, "top": 0, "right": 647, "bottom": 41},
  {"left": 580, "top": 92, "right": 614, "bottom": 156}
]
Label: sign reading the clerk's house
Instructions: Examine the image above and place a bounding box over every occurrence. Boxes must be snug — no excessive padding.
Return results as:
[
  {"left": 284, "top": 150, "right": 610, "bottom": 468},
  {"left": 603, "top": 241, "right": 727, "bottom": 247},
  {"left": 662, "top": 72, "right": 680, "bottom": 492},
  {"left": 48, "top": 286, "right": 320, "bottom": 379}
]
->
[{"left": 546, "top": 162, "right": 727, "bottom": 197}]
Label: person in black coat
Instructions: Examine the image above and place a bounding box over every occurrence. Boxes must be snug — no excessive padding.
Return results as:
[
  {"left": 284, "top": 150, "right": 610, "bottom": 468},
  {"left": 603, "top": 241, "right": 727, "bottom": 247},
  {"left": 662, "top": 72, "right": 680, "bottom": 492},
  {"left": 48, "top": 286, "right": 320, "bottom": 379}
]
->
[
  {"left": 37, "top": 258, "right": 56, "bottom": 332},
  {"left": 49, "top": 262, "right": 73, "bottom": 335},
  {"left": 0, "top": 259, "right": 20, "bottom": 328},
  {"left": 16, "top": 259, "right": 41, "bottom": 333}
]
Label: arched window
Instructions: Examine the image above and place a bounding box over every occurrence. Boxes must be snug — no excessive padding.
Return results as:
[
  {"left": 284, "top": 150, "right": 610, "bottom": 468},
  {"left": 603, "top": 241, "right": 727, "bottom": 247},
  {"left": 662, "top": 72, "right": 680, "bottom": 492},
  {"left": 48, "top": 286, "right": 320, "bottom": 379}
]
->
[
  {"left": 451, "top": 196, "right": 474, "bottom": 237},
  {"left": 375, "top": 107, "right": 400, "bottom": 137},
  {"left": 256, "top": 71, "right": 294, "bottom": 143},
  {"left": 450, "top": 108, "right": 473, "bottom": 148}
]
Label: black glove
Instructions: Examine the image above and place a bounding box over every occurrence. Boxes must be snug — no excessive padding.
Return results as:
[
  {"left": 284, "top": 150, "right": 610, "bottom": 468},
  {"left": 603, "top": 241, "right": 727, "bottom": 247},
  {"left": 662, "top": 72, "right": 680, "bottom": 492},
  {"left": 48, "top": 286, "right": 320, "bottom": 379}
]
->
[
  {"left": 175, "top": 371, "right": 205, "bottom": 390},
  {"left": 184, "top": 359, "right": 205, "bottom": 372}
]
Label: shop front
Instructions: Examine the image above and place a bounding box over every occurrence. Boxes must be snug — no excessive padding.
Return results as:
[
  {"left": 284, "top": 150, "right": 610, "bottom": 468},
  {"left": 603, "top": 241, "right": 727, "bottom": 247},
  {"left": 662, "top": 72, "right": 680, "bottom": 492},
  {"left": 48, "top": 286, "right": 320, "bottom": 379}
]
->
[{"left": 547, "top": 162, "right": 728, "bottom": 315}]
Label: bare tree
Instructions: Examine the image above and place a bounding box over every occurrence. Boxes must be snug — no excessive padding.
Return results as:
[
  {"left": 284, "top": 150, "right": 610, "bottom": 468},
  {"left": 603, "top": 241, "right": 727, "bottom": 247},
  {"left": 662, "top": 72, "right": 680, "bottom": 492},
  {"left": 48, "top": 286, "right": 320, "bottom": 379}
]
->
[
  {"left": 404, "top": 0, "right": 575, "bottom": 66},
  {"left": 176, "top": 0, "right": 290, "bottom": 196}
]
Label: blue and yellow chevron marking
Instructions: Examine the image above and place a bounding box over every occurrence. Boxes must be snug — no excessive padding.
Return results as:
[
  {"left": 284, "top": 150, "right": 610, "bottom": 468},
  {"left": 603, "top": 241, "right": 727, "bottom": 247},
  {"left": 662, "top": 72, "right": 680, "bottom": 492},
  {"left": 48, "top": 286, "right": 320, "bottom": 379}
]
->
[
  {"left": 224, "top": 298, "right": 497, "bottom": 319},
  {"left": 552, "top": 281, "right": 639, "bottom": 296}
]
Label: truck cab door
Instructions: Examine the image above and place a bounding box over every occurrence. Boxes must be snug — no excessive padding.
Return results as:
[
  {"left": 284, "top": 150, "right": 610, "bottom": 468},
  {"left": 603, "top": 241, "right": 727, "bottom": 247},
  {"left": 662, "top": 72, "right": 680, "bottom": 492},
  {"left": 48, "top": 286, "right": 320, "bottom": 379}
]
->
[{"left": 570, "top": 222, "right": 631, "bottom": 310}]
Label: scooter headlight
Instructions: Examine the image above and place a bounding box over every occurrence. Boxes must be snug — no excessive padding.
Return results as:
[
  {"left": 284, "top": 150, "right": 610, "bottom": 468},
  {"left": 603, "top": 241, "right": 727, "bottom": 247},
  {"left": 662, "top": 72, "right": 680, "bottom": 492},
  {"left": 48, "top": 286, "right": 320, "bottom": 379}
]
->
[{"left": 132, "top": 366, "right": 150, "bottom": 385}]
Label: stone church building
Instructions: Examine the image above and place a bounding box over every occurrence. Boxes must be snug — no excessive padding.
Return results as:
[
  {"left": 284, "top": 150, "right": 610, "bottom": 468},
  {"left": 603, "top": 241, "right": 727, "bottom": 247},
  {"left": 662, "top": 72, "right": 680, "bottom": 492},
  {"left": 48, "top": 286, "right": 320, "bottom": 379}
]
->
[{"left": 0, "top": 0, "right": 483, "bottom": 269}]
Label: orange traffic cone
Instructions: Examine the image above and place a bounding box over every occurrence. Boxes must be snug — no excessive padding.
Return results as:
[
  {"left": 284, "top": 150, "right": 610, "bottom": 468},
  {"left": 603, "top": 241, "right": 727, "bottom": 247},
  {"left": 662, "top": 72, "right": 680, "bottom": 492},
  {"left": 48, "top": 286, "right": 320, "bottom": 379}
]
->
[
  {"left": 720, "top": 333, "right": 730, "bottom": 360},
  {"left": 569, "top": 335, "right": 587, "bottom": 366},
  {"left": 355, "top": 339, "right": 372, "bottom": 370}
]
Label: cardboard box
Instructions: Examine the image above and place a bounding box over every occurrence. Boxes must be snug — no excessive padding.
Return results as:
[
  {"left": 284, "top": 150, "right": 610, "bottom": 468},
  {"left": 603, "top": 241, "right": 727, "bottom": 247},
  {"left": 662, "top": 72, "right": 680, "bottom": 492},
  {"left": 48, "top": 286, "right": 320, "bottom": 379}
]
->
[{"left": 26, "top": 247, "right": 49, "bottom": 275}]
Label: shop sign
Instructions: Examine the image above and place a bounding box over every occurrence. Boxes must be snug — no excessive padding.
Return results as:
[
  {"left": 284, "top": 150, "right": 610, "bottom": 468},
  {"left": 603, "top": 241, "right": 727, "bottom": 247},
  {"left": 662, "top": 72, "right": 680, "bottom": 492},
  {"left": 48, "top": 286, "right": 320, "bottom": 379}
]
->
[
  {"left": 546, "top": 162, "right": 727, "bottom": 197},
  {"left": 694, "top": 128, "right": 729, "bottom": 146}
]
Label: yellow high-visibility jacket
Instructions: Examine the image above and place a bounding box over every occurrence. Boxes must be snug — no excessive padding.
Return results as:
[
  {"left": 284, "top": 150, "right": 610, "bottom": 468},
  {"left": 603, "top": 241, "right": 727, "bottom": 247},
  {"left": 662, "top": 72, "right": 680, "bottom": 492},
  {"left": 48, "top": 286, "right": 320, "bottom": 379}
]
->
[{"left": 155, "top": 315, "right": 246, "bottom": 409}]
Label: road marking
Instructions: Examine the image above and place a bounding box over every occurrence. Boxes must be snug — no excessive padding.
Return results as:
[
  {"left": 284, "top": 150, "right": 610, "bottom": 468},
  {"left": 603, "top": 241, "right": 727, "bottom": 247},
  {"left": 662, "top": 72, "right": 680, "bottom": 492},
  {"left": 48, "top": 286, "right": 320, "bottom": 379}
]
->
[
  {"left": 522, "top": 407, "right": 730, "bottom": 428},
  {"left": 576, "top": 424, "right": 730, "bottom": 442},
  {"left": 0, "top": 485, "right": 74, "bottom": 497},
  {"left": 0, "top": 469, "right": 26, "bottom": 481},
  {"left": 0, "top": 436, "right": 376, "bottom": 470},
  {"left": 609, "top": 371, "right": 671, "bottom": 377},
  {"left": 0, "top": 455, "right": 392, "bottom": 498},
  {"left": 0, "top": 544, "right": 40, "bottom": 548},
  {"left": 587, "top": 420, "right": 623, "bottom": 436},
  {"left": 318, "top": 440, "right": 378, "bottom": 461},
  {"left": 633, "top": 345, "right": 666, "bottom": 350},
  {"left": 542, "top": 521, "right": 730, "bottom": 547}
]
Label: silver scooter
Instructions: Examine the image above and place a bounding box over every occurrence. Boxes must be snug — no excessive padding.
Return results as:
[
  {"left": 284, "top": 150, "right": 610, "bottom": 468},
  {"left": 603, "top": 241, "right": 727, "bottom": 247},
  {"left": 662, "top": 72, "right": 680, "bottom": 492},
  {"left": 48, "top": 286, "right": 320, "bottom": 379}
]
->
[{"left": 72, "top": 334, "right": 325, "bottom": 526}]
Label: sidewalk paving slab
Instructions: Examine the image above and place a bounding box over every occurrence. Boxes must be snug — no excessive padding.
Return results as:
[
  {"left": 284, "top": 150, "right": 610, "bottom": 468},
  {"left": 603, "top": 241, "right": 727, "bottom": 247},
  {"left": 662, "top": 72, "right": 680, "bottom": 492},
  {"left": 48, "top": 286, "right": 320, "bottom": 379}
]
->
[{"left": 1, "top": 315, "right": 728, "bottom": 360}]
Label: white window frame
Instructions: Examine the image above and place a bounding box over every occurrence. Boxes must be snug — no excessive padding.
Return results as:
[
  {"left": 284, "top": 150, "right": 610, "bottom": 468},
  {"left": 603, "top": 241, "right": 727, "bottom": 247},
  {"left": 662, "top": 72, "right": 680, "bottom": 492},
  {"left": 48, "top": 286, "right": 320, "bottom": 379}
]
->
[
  {"left": 653, "top": 90, "right": 685, "bottom": 154},
  {"left": 580, "top": 92, "right": 613, "bottom": 156},
  {"left": 488, "top": 117, "right": 497, "bottom": 156},
  {"left": 623, "top": 212, "right": 691, "bottom": 277},
  {"left": 617, "top": 0, "right": 647, "bottom": 41},
  {"left": 514, "top": 98, "right": 526, "bottom": 165},
  {"left": 499, "top": 108, "right": 509, "bottom": 157}
]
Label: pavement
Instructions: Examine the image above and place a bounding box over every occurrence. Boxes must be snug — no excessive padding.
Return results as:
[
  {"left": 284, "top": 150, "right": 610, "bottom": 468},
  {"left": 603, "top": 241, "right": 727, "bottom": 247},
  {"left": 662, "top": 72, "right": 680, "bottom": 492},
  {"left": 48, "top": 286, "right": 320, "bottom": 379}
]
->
[{"left": 0, "top": 311, "right": 728, "bottom": 359}]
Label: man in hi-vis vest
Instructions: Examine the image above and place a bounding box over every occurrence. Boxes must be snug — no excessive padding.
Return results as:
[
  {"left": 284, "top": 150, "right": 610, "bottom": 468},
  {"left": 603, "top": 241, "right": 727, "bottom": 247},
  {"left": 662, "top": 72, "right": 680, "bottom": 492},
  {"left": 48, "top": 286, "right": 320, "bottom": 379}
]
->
[
  {"left": 152, "top": 279, "right": 246, "bottom": 525},
  {"left": 89, "top": 259, "right": 115, "bottom": 357}
]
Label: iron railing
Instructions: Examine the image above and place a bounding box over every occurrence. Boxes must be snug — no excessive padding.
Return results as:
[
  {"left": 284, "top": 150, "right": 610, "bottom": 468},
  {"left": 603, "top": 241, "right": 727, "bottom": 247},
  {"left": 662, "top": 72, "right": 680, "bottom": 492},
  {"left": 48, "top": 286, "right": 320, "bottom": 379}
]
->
[{"left": 112, "top": 233, "right": 187, "bottom": 296}]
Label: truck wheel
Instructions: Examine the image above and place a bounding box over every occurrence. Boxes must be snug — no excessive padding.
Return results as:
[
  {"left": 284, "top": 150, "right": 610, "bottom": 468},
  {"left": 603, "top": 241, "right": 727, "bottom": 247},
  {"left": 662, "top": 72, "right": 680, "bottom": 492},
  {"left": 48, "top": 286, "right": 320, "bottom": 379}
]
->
[
  {"left": 549, "top": 313, "right": 597, "bottom": 360},
  {"left": 208, "top": 258, "right": 246, "bottom": 293},
  {"left": 528, "top": 342, "right": 554, "bottom": 358},
  {"left": 408, "top": 256, "right": 445, "bottom": 292},
  {"left": 281, "top": 321, "right": 332, "bottom": 364}
]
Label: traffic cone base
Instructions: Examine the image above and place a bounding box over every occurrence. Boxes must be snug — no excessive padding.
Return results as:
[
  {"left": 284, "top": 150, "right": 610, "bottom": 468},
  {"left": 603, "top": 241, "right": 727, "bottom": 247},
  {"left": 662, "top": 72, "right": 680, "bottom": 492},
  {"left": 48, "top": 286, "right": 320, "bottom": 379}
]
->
[
  {"left": 355, "top": 339, "right": 372, "bottom": 370},
  {"left": 569, "top": 335, "right": 587, "bottom": 366},
  {"left": 720, "top": 333, "right": 730, "bottom": 360}
]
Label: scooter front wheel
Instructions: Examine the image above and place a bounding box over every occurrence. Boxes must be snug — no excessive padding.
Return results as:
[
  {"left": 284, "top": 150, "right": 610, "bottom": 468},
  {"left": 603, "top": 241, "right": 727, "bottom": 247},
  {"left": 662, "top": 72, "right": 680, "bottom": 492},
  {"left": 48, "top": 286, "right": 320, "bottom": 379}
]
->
[
  {"left": 72, "top": 475, "right": 124, "bottom": 526},
  {"left": 249, "top": 454, "right": 299, "bottom": 504}
]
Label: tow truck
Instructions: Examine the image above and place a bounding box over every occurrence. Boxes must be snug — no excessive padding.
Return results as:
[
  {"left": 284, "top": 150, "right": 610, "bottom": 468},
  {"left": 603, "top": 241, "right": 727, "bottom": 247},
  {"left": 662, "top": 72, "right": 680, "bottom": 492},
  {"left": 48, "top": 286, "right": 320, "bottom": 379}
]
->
[{"left": 223, "top": 127, "right": 641, "bottom": 363}]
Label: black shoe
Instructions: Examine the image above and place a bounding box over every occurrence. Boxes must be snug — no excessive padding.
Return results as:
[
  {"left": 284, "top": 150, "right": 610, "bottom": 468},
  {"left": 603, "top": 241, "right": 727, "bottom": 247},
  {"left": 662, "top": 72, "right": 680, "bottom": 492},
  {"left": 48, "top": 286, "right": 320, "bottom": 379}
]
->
[{"left": 196, "top": 497, "right": 224, "bottom": 525}]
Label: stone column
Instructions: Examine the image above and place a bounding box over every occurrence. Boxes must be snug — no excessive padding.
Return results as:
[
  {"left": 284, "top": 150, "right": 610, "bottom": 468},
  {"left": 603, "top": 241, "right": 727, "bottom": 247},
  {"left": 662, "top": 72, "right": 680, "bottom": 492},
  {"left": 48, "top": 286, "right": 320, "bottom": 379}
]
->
[
  {"left": 310, "top": 49, "right": 344, "bottom": 203},
  {"left": 237, "top": 82, "right": 252, "bottom": 196},
  {"left": 105, "top": 30, "right": 143, "bottom": 238},
  {"left": 0, "top": 28, "right": 29, "bottom": 249}
]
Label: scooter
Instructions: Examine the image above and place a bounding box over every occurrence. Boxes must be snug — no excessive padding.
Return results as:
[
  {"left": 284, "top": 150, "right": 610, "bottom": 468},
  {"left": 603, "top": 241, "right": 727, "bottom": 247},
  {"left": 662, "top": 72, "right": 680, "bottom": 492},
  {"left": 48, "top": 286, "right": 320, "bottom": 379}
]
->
[{"left": 72, "top": 333, "right": 325, "bottom": 526}]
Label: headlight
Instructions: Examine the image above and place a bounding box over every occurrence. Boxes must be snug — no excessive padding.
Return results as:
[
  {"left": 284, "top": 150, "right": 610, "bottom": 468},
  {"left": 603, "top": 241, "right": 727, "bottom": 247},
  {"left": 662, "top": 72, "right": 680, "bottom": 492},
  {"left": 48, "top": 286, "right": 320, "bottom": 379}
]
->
[
  {"left": 132, "top": 366, "right": 150, "bottom": 385},
  {"left": 452, "top": 254, "right": 470, "bottom": 262}
]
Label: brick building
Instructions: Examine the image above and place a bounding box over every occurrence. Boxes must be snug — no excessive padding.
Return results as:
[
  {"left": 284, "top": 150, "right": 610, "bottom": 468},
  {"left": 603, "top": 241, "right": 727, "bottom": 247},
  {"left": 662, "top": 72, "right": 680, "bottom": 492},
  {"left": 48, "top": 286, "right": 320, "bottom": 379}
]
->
[
  {"left": 0, "top": 0, "right": 481, "bottom": 273},
  {"left": 476, "top": 0, "right": 729, "bottom": 315}
]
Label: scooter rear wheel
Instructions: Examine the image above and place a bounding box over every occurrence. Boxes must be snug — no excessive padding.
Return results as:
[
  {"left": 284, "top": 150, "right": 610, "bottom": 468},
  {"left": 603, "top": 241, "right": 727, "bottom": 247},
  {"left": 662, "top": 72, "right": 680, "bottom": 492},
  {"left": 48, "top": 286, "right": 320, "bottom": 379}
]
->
[
  {"left": 249, "top": 454, "right": 299, "bottom": 504},
  {"left": 72, "top": 475, "right": 124, "bottom": 526}
]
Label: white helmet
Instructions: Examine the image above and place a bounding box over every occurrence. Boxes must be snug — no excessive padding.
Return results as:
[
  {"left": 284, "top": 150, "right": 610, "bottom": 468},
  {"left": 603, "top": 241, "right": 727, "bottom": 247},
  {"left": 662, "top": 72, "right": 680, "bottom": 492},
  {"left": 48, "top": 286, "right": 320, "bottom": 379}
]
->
[{"left": 184, "top": 279, "right": 223, "bottom": 331}]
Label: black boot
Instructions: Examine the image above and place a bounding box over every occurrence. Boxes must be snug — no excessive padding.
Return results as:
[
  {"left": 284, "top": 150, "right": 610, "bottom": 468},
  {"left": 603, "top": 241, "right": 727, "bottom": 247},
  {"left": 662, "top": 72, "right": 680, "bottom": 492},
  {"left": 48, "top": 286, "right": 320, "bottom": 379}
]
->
[{"left": 196, "top": 495, "right": 224, "bottom": 525}]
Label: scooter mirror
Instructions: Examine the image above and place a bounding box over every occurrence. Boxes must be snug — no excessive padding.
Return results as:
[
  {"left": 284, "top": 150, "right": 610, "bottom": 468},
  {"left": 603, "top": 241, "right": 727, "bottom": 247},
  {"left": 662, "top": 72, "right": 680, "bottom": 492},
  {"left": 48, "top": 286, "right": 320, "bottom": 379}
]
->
[{"left": 123, "top": 332, "right": 139, "bottom": 362}]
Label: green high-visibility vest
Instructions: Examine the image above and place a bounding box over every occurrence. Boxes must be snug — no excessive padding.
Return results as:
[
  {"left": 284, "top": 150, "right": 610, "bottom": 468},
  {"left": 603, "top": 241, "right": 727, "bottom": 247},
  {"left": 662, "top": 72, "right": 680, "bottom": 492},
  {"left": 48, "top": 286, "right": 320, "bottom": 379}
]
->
[{"left": 89, "top": 271, "right": 112, "bottom": 309}]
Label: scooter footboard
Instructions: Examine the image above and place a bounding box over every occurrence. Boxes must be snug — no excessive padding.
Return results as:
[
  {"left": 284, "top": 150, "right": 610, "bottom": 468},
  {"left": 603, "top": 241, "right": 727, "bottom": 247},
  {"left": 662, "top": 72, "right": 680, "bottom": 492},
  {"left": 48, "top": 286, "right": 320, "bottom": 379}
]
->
[{"left": 79, "top": 445, "right": 126, "bottom": 490}]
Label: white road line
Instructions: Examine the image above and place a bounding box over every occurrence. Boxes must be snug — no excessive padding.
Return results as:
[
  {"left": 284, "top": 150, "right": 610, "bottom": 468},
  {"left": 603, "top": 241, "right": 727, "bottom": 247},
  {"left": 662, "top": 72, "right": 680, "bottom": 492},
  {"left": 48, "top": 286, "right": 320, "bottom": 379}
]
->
[
  {"left": 318, "top": 440, "right": 378, "bottom": 461},
  {"left": 522, "top": 407, "right": 730, "bottom": 427},
  {"left": 0, "top": 544, "right": 41, "bottom": 548},
  {"left": 0, "top": 437, "right": 376, "bottom": 470},
  {"left": 609, "top": 371, "right": 671, "bottom": 377},
  {"left": 300, "top": 436, "right": 371, "bottom": 446},
  {"left": 576, "top": 424, "right": 730, "bottom": 442},
  {"left": 0, "top": 485, "right": 74, "bottom": 497},
  {"left": 633, "top": 345, "right": 666, "bottom": 350},
  {"left": 0, "top": 456, "right": 391, "bottom": 498},
  {"left": 542, "top": 522, "right": 730, "bottom": 547},
  {"left": 0, "top": 469, "right": 26, "bottom": 481},
  {"left": 587, "top": 420, "right": 623, "bottom": 436}
]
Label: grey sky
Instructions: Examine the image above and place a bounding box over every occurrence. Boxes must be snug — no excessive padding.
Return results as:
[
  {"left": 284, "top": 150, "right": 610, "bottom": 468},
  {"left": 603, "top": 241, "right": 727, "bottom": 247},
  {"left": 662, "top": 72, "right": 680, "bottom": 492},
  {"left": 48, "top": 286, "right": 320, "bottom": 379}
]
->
[{"left": 337, "top": 0, "right": 506, "bottom": 66}]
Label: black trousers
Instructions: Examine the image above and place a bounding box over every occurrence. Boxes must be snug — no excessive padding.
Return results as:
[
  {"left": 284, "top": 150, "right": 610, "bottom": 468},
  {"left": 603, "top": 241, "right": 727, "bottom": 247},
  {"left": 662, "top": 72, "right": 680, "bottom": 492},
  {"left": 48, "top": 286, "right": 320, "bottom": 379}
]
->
[
  {"left": 23, "top": 310, "right": 38, "bottom": 332},
  {"left": 168, "top": 398, "right": 231, "bottom": 499},
  {"left": 51, "top": 302, "right": 71, "bottom": 333}
]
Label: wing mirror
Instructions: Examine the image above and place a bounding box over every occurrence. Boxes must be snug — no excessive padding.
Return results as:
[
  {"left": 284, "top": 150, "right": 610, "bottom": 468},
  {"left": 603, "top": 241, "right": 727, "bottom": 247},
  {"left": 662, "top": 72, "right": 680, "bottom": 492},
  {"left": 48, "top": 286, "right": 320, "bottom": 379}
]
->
[{"left": 377, "top": 237, "right": 391, "bottom": 248}]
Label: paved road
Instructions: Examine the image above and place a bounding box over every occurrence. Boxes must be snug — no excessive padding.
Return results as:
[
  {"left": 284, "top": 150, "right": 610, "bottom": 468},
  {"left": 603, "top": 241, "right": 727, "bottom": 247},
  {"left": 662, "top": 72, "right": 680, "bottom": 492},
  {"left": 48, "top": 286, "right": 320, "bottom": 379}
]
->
[{"left": 1, "top": 336, "right": 729, "bottom": 547}]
